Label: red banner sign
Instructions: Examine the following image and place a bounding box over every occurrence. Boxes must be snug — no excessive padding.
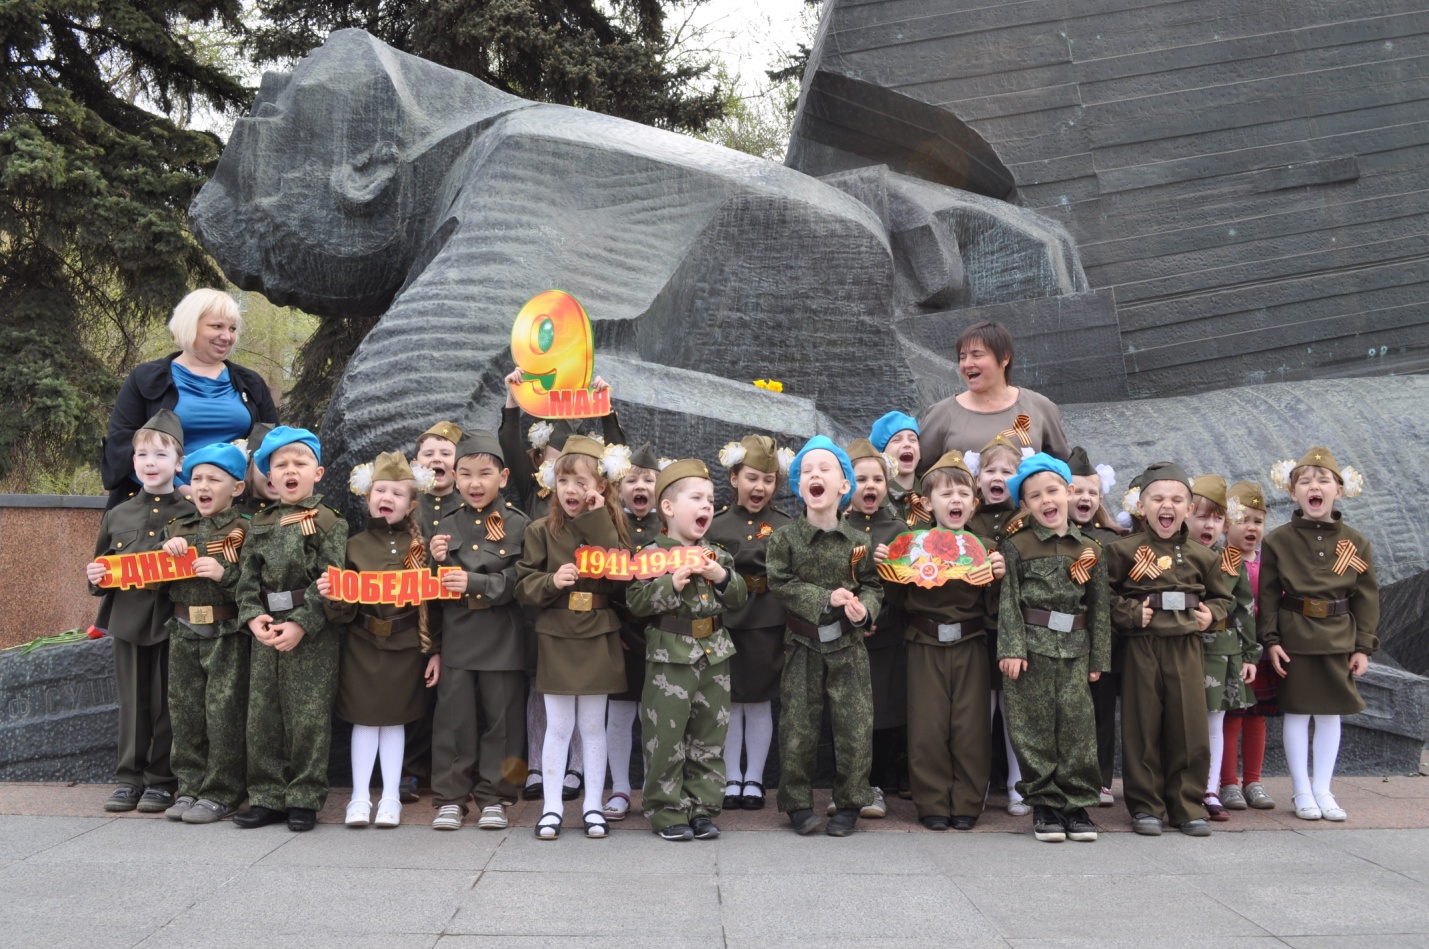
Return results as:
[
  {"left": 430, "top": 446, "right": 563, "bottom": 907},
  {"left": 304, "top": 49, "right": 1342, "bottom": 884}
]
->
[
  {"left": 96, "top": 549, "right": 198, "bottom": 590},
  {"left": 324, "top": 567, "right": 466, "bottom": 608},
  {"left": 574, "top": 545, "right": 711, "bottom": 581}
]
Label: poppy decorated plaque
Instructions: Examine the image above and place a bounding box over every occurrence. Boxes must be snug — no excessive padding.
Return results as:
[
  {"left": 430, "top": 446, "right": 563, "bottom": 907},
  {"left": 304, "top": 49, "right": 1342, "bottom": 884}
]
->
[{"left": 876, "top": 529, "right": 995, "bottom": 588}]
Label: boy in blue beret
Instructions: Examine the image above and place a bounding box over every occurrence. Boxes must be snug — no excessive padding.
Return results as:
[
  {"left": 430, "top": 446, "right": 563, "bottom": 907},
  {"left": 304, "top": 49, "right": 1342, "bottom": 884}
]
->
[{"left": 870, "top": 411, "right": 925, "bottom": 527}]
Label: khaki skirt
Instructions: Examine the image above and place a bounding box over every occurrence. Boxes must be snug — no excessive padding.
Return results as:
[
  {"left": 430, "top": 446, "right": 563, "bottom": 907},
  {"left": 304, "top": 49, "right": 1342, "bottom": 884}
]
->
[
  {"left": 535, "top": 630, "right": 626, "bottom": 695},
  {"left": 1276, "top": 652, "right": 1365, "bottom": 716},
  {"left": 728, "top": 625, "right": 786, "bottom": 704},
  {"left": 337, "top": 632, "right": 427, "bottom": 726}
]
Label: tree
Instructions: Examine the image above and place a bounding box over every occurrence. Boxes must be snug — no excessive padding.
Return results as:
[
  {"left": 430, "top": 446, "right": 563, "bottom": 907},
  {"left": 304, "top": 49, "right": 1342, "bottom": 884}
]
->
[
  {"left": 0, "top": 0, "right": 250, "bottom": 483},
  {"left": 694, "top": 62, "right": 799, "bottom": 162}
]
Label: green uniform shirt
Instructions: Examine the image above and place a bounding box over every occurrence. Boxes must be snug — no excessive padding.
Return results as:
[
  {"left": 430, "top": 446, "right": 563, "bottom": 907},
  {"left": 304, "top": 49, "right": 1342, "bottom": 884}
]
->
[
  {"left": 417, "top": 490, "right": 463, "bottom": 541},
  {"left": 843, "top": 505, "right": 909, "bottom": 648},
  {"left": 514, "top": 507, "right": 624, "bottom": 638},
  {"left": 233, "top": 495, "right": 276, "bottom": 519},
  {"left": 969, "top": 499, "right": 1019, "bottom": 548},
  {"left": 236, "top": 494, "right": 348, "bottom": 637},
  {"left": 766, "top": 516, "right": 883, "bottom": 654},
  {"left": 625, "top": 534, "right": 747, "bottom": 665},
  {"left": 704, "top": 503, "right": 793, "bottom": 630},
  {"left": 434, "top": 499, "right": 529, "bottom": 669},
  {"left": 998, "top": 523, "right": 1111, "bottom": 669},
  {"left": 163, "top": 506, "right": 246, "bottom": 640},
  {"left": 1104, "top": 525, "right": 1235, "bottom": 638},
  {"left": 1258, "top": 511, "right": 1379, "bottom": 656},
  {"left": 1203, "top": 543, "right": 1261, "bottom": 664},
  {"left": 499, "top": 407, "right": 627, "bottom": 516},
  {"left": 91, "top": 489, "right": 196, "bottom": 645}
]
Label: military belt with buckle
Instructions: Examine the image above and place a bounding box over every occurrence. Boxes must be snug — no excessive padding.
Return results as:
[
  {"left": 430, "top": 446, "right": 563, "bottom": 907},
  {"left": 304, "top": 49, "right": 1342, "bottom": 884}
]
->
[
  {"left": 263, "top": 588, "right": 306, "bottom": 613},
  {"left": 656, "top": 614, "right": 724, "bottom": 639},
  {"left": 466, "top": 595, "right": 492, "bottom": 610},
  {"left": 786, "top": 614, "right": 855, "bottom": 643},
  {"left": 1282, "top": 595, "right": 1350, "bottom": 619},
  {"left": 1146, "top": 591, "right": 1200, "bottom": 611},
  {"left": 175, "top": 603, "right": 237, "bottom": 625},
  {"left": 1020, "top": 608, "right": 1087, "bottom": 632},
  {"left": 355, "top": 610, "right": 419, "bottom": 638},
  {"left": 741, "top": 574, "right": 769, "bottom": 595},
  {"left": 908, "top": 614, "right": 983, "bottom": 643},
  {"left": 560, "top": 592, "right": 609, "bottom": 612}
]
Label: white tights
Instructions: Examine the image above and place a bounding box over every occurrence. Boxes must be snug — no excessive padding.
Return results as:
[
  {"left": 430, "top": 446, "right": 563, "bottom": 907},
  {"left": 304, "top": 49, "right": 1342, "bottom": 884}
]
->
[
  {"left": 527, "top": 688, "right": 583, "bottom": 785},
  {"left": 542, "top": 694, "right": 607, "bottom": 819},
  {"left": 723, "top": 702, "right": 774, "bottom": 791},
  {"left": 1206, "top": 710, "right": 1226, "bottom": 800},
  {"left": 1282, "top": 713, "right": 1342, "bottom": 798},
  {"left": 350, "top": 724, "right": 404, "bottom": 804},
  {"left": 606, "top": 699, "right": 638, "bottom": 796},
  {"left": 992, "top": 692, "right": 1023, "bottom": 800}
]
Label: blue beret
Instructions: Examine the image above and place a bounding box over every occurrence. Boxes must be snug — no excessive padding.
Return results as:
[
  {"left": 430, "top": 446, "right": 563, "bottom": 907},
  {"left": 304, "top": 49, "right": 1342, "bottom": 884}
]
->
[
  {"left": 253, "top": 426, "right": 321, "bottom": 476},
  {"left": 789, "top": 436, "right": 856, "bottom": 508},
  {"left": 869, "top": 411, "right": 920, "bottom": 452},
  {"left": 1007, "top": 452, "right": 1072, "bottom": 507},
  {"left": 183, "top": 443, "right": 249, "bottom": 482}
]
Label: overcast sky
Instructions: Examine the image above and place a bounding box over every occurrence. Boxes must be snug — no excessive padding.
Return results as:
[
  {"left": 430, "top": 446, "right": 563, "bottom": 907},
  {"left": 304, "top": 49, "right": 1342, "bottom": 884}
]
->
[{"left": 683, "top": 0, "right": 819, "bottom": 94}]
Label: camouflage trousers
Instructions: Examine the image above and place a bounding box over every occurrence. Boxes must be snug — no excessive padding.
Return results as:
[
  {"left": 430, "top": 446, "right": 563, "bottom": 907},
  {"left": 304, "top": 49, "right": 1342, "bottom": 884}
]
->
[
  {"left": 641, "top": 655, "right": 731, "bottom": 831},
  {"left": 1003, "top": 652, "right": 1101, "bottom": 811},
  {"left": 246, "top": 632, "right": 339, "bottom": 811},
  {"left": 170, "top": 632, "right": 250, "bottom": 806},
  {"left": 777, "top": 636, "right": 875, "bottom": 813}
]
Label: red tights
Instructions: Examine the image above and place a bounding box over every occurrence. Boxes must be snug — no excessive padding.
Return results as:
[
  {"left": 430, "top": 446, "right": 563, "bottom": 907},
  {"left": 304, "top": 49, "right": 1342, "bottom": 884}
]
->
[{"left": 1221, "top": 715, "right": 1267, "bottom": 785}]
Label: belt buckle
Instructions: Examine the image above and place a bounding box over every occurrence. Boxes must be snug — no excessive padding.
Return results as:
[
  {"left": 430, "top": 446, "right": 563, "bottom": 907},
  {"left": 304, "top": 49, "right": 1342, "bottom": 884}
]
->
[
  {"left": 569, "top": 591, "right": 593, "bottom": 612},
  {"left": 1303, "top": 598, "right": 1329, "bottom": 619},
  {"left": 466, "top": 595, "right": 488, "bottom": 610},
  {"left": 369, "top": 616, "right": 393, "bottom": 637},
  {"left": 817, "top": 622, "right": 843, "bottom": 643},
  {"left": 937, "top": 622, "right": 962, "bottom": 643},
  {"left": 1159, "top": 591, "right": 1186, "bottom": 611},
  {"left": 266, "top": 590, "right": 294, "bottom": 612},
  {"left": 189, "top": 605, "right": 215, "bottom": 625},
  {"left": 1047, "top": 611, "right": 1075, "bottom": 633},
  {"left": 691, "top": 617, "right": 713, "bottom": 639}
]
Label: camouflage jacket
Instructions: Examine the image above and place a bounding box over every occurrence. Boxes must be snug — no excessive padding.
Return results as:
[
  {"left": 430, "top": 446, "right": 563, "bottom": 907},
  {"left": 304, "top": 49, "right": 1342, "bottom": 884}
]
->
[
  {"left": 767, "top": 516, "right": 883, "bottom": 654},
  {"left": 998, "top": 523, "right": 1111, "bottom": 669},
  {"left": 626, "top": 534, "right": 747, "bottom": 665},
  {"left": 163, "top": 506, "right": 247, "bottom": 640},
  {"left": 90, "top": 488, "right": 195, "bottom": 646},
  {"left": 1204, "top": 543, "right": 1261, "bottom": 664},
  {"left": 236, "top": 494, "right": 348, "bottom": 637}
]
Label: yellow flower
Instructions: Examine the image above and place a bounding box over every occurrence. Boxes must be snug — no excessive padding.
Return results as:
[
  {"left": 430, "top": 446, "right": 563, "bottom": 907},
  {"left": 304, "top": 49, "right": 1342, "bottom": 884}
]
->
[{"left": 753, "top": 379, "right": 785, "bottom": 393}]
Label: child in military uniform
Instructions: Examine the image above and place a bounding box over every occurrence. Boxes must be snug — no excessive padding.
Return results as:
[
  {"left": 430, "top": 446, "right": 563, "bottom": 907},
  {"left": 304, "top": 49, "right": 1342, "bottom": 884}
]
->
[
  {"left": 1105, "top": 461, "right": 1235, "bottom": 838},
  {"left": 998, "top": 454, "right": 1110, "bottom": 843},
  {"left": 626, "top": 459, "right": 748, "bottom": 840},
  {"left": 1260, "top": 448, "right": 1378, "bottom": 822},
  {"left": 234, "top": 426, "right": 349, "bottom": 832},
  {"left": 515, "top": 435, "right": 632, "bottom": 839},
  {"left": 604, "top": 442, "right": 666, "bottom": 820},
  {"left": 842, "top": 438, "right": 909, "bottom": 817},
  {"left": 968, "top": 432, "right": 1031, "bottom": 816},
  {"left": 87, "top": 409, "right": 194, "bottom": 813},
  {"left": 426, "top": 432, "right": 530, "bottom": 831},
  {"left": 869, "top": 412, "right": 925, "bottom": 527},
  {"left": 707, "top": 435, "right": 793, "bottom": 812},
  {"left": 767, "top": 436, "right": 882, "bottom": 837},
  {"left": 1066, "top": 446, "right": 1123, "bottom": 807},
  {"left": 318, "top": 451, "right": 440, "bottom": 829},
  {"left": 1186, "top": 475, "right": 1259, "bottom": 822},
  {"left": 158, "top": 442, "right": 250, "bottom": 824},
  {"left": 881, "top": 451, "right": 1003, "bottom": 831},
  {"left": 1219, "top": 481, "right": 1278, "bottom": 811},
  {"left": 234, "top": 421, "right": 277, "bottom": 519}
]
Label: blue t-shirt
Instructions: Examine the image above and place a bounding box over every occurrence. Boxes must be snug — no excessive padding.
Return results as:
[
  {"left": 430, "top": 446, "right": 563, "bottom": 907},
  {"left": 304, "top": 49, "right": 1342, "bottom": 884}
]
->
[{"left": 171, "top": 362, "right": 252, "bottom": 473}]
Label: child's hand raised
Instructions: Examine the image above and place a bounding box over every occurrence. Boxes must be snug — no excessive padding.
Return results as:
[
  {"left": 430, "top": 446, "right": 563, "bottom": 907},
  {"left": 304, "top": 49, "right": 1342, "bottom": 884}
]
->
[
  {"left": 873, "top": 543, "right": 890, "bottom": 564},
  {"left": 989, "top": 551, "right": 1006, "bottom": 579},
  {"left": 441, "top": 570, "right": 468, "bottom": 593},
  {"left": 585, "top": 488, "right": 605, "bottom": 512},
  {"left": 430, "top": 534, "right": 452, "bottom": 561},
  {"left": 191, "top": 556, "right": 224, "bottom": 581},
  {"left": 503, "top": 367, "right": 524, "bottom": 408},
  {"left": 1000, "top": 657, "right": 1028, "bottom": 680},
  {"left": 591, "top": 376, "right": 610, "bottom": 392},
  {"left": 1192, "top": 602, "right": 1214, "bottom": 631},
  {"left": 85, "top": 561, "right": 110, "bottom": 585},
  {"left": 552, "top": 562, "right": 580, "bottom": 589},
  {"left": 162, "top": 537, "right": 189, "bottom": 557}
]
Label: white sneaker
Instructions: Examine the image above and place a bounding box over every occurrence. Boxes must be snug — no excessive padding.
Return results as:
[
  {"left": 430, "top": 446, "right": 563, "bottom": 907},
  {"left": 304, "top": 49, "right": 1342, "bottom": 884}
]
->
[
  {"left": 1293, "top": 793, "right": 1322, "bottom": 821},
  {"left": 1099, "top": 787, "right": 1114, "bottom": 807},
  {"left": 345, "top": 799, "right": 371, "bottom": 827},
  {"left": 1007, "top": 797, "right": 1031, "bottom": 817},
  {"left": 432, "top": 804, "right": 463, "bottom": 831},
  {"left": 374, "top": 797, "right": 401, "bottom": 827},
  {"left": 1315, "top": 793, "right": 1348, "bottom": 821},
  {"left": 860, "top": 787, "right": 887, "bottom": 819},
  {"left": 477, "top": 804, "right": 508, "bottom": 830}
]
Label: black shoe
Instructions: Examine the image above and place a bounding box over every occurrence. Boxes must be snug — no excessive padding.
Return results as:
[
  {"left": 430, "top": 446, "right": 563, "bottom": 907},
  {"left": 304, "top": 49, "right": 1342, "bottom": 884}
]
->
[
  {"left": 1062, "top": 807, "right": 1098, "bottom": 842},
  {"left": 136, "top": 786, "right": 175, "bottom": 813},
  {"left": 789, "top": 808, "right": 820, "bottom": 835},
  {"left": 658, "top": 823, "right": 694, "bottom": 841},
  {"left": 740, "top": 781, "right": 766, "bottom": 810},
  {"left": 920, "top": 815, "right": 950, "bottom": 831},
  {"left": 522, "top": 774, "right": 543, "bottom": 802},
  {"left": 1032, "top": 806, "right": 1066, "bottom": 842},
  {"left": 826, "top": 808, "right": 859, "bottom": 837},
  {"left": 103, "top": 785, "right": 141, "bottom": 813},
  {"left": 691, "top": 816, "right": 721, "bottom": 840},
  {"left": 399, "top": 776, "right": 420, "bottom": 804},
  {"left": 287, "top": 807, "right": 317, "bottom": 832},
  {"left": 723, "top": 787, "right": 744, "bottom": 811},
  {"left": 561, "top": 770, "right": 583, "bottom": 802},
  {"left": 233, "top": 806, "right": 288, "bottom": 829},
  {"left": 950, "top": 815, "right": 977, "bottom": 831}
]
